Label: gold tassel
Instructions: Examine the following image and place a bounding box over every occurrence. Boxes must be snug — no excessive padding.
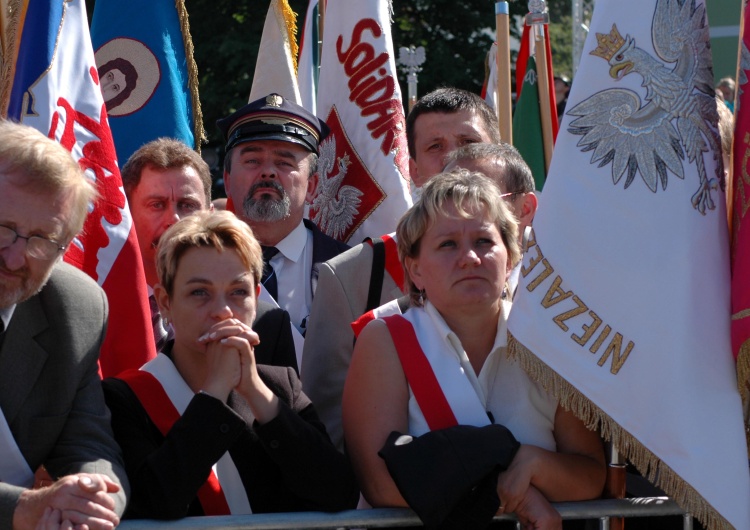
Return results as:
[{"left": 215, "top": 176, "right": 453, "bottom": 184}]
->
[
  {"left": 508, "top": 332, "right": 735, "bottom": 530},
  {"left": 278, "top": 0, "right": 298, "bottom": 75},
  {"left": 0, "top": 0, "right": 23, "bottom": 117},
  {"left": 174, "top": 0, "right": 205, "bottom": 151}
]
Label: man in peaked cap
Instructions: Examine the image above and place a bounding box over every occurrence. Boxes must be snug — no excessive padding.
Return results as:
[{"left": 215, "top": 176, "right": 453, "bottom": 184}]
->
[{"left": 218, "top": 93, "right": 349, "bottom": 338}]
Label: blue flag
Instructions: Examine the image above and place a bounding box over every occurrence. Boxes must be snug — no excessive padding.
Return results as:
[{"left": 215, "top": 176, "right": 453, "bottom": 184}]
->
[{"left": 90, "top": 0, "right": 203, "bottom": 164}]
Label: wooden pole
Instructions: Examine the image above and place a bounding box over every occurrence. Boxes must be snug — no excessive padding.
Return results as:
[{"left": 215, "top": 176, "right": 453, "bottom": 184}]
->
[
  {"left": 604, "top": 444, "right": 626, "bottom": 530},
  {"left": 533, "top": 25, "right": 554, "bottom": 174},
  {"left": 495, "top": 2, "right": 512, "bottom": 143},
  {"left": 318, "top": 0, "right": 325, "bottom": 56}
]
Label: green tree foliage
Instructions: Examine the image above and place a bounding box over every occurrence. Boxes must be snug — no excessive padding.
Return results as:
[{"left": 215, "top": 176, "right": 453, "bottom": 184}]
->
[
  {"left": 391, "top": 1, "right": 500, "bottom": 98},
  {"left": 86, "top": 0, "right": 574, "bottom": 144}
]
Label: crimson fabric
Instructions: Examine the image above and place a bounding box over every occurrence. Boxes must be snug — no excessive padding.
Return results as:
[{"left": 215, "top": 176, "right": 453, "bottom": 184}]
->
[{"left": 116, "top": 370, "right": 231, "bottom": 515}]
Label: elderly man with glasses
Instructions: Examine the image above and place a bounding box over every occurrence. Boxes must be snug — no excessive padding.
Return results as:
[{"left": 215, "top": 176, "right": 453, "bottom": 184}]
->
[{"left": 0, "top": 121, "right": 128, "bottom": 530}]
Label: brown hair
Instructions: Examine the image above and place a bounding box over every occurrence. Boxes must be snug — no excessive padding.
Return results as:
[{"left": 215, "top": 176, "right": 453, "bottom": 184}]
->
[
  {"left": 397, "top": 169, "right": 520, "bottom": 307},
  {"left": 122, "top": 138, "right": 212, "bottom": 205},
  {"left": 156, "top": 210, "right": 262, "bottom": 297}
]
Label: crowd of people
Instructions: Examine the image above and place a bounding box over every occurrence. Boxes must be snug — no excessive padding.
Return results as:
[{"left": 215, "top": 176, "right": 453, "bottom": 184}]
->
[{"left": 3, "top": 77, "right": 736, "bottom": 529}]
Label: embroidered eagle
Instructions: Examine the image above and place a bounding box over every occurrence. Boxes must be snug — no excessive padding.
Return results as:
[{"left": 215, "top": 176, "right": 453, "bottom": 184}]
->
[
  {"left": 310, "top": 135, "right": 363, "bottom": 241},
  {"left": 567, "top": 0, "right": 722, "bottom": 214}
]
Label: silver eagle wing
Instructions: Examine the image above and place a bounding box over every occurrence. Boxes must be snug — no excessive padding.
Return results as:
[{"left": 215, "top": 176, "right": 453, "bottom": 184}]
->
[{"left": 567, "top": 88, "right": 684, "bottom": 192}]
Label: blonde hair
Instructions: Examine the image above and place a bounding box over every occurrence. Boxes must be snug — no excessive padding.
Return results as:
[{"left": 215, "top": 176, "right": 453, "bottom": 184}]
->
[
  {"left": 156, "top": 210, "right": 262, "bottom": 297},
  {"left": 715, "top": 94, "right": 733, "bottom": 158},
  {"left": 0, "top": 120, "right": 97, "bottom": 241},
  {"left": 397, "top": 169, "right": 520, "bottom": 306}
]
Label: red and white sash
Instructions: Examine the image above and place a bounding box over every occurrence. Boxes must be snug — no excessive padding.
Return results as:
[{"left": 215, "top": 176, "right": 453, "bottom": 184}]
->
[
  {"left": 381, "top": 314, "right": 491, "bottom": 434},
  {"left": 117, "top": 354, "right": 251, "bottom": 515}
]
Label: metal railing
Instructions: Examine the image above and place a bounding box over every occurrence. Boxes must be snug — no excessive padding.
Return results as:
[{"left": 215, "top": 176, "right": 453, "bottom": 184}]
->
[{"left": 119, "top": 496, "right": 690, "bottom": 529}]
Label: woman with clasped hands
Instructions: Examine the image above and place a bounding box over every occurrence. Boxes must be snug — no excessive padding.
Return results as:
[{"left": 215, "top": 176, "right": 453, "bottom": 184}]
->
[
  {"left": 343, "top": 170, "right": 606, "bottom": 529},
  {"left": 103, "top": 211, "right": 358, "bottom": 519}
]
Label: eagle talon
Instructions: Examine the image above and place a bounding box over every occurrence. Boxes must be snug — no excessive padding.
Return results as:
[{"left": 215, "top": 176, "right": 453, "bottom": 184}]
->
[{"left": 691, "top": 183, "right": 715, "bottom": 215}]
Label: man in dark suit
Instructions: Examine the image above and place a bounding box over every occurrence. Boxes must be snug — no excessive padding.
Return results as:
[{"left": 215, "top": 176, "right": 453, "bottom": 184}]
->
[
  {"left": 0, "top": 121, "right": 128, "bottom": 529},
  {"left": 123, "top": 138, "right": 298, "bottom": 371},
  {"left": 218, "top": 94, "right": 349, "bottom": 338}
]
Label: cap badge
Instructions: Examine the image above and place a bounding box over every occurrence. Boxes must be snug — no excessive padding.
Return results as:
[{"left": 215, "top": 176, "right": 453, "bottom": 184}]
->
[{"left": 266, "top": 94, "right": 283, "bottom": 107}]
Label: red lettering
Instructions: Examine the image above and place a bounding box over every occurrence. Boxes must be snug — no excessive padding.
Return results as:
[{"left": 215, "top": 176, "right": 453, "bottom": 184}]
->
[
  {"left": 335, "top": 19, "right": 409, "bottom": 179},
  {"left": 336, "top": 18, "right": 381, "bottom": 64},
  {"left": 353, "top": 76, "right": 393, "bottom": 109},
  {"left": 50, "top": 71, "right": 126, "bottom": 280},
  {"left": 348, "top": 53, "right": 389, "bottom": 94}
]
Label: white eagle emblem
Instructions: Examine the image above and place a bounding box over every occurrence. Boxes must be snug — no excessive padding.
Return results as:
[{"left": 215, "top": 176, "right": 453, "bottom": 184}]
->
[
  {"left": 310, "top": 135, "right": 363, "bottom": 240},
  {"left": 567, "top": 0, "right": 722, "bottom": 214}
]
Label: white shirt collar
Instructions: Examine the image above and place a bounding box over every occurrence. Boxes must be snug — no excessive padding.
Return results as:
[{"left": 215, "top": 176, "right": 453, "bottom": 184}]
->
[
  {"left": 423, "top": 300, "right": 510, "bottom": 361},
  {"left": 0, "top": 305, "right": 16, "bottom": 332},
  {"left": 274, "top": 220, "right": 307, "bottom": 264}
]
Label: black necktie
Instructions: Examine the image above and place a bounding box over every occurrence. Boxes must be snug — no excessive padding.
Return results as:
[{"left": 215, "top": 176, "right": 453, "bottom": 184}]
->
[
  {"left": 261, "top": 246, "right": 280, "bottom": 301},
  {"left": 148, "top": 294, "right": 169, "bottom": 352}
]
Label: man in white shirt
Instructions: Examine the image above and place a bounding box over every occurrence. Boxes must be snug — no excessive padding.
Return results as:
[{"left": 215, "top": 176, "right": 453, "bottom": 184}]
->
[{"left": 218, "top": 93, "right": 349, "bottom": 336}]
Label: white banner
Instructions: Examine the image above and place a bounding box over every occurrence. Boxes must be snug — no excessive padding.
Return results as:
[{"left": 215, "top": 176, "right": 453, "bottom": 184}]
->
[
  {"left": 507, "top": 1, "right": 750, "bottom": 528},
  {"left": 312, "top": 0, "right": 412, "bottom": 244}
]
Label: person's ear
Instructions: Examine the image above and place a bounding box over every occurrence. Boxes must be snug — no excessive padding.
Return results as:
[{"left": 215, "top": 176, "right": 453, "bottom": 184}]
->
[
  {"left": 223, "top": 169, "right": 232, "bottom": 198},
  {"left": 405, "top": 255, "right": 422, "bottom": 290},
  {"left": 518, "top": 192, "right": 538, "bottom": 230},
  {"left": 305, "top": 162, "right": 319, "bottom": 203},
  {"left": 154, "top": 283, "right": 171, "bottom": 321},
  {"left": 409, "top": 157, "right": 420, "bottom": 188}
]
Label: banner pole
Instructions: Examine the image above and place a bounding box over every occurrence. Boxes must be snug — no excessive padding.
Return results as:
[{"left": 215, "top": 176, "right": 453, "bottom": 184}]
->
[
  {"left": 495, "top": 1, "right": 512, "bottom": 143},
  {"left": 533, "top": 24, "right": 554, "bottom": 174},
  {"left": 527, "top": 1, "right": 554, "bottom": 174}
]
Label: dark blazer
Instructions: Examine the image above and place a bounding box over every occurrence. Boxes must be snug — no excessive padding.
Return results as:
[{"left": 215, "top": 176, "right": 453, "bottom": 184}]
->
[
  {"left": 253, "top": 300, "right": 298, "bottom": 373},
  {"left": 103, "top": 360, "right": 358, "bottom": 519},
  {"left": 0, "top": 262, "right": 128, "bottom": 528},
  {"left": 304, "top": 218, "right": 350, "bottom": 296}
]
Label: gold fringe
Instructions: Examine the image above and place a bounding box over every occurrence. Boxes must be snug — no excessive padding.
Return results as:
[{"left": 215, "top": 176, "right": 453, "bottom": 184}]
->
[
  {"left": 174, "top": 0, "right": 205, "bottom": 151},
  {"left": 507, "top": 332, "right": 735, "bottom": 530},
  {"left": 277, "top": 0, "right": 298, "bottom": 75},
  {"left": 0, "top": 0, "right": 22, "bottom": 117},
  {"left": 736, "top": 339, "right": 750, "bottom": 453}
]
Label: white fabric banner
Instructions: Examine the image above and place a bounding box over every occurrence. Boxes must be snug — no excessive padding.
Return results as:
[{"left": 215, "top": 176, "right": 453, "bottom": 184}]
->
[
  {"left": 312, "top": 0, "right": 412, "bottom": 244},
  {"left": 507, "top": 1, "right": 750, "bottom": 528},
  {"left": 249, "top": 0, "right": 302, "bottom": 104},
  {"left": 297, "top": 0, "right": 319, "bottom": 114}
]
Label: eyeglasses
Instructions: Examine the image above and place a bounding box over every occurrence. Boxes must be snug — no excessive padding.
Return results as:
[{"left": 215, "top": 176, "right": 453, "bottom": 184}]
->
[
  {"left": 500, "top": 191, "right": 525, "bottom": 200},
  {"left": 0, "top": 224, "right": 66, "bottom": 260}
]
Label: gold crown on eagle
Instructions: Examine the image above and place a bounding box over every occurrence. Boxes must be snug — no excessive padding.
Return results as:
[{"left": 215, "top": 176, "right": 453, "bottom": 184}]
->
[{"left": 590, "top": 24, "right": 626, "bottom": 61}]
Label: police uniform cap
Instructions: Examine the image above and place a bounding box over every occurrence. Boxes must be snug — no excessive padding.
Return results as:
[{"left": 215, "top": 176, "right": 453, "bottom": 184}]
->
[{"left": 217, "top": 93, "right": 329, "bottom": 154}]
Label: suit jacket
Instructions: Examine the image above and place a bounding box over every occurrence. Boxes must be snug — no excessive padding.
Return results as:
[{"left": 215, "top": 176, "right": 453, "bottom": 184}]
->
[
  {"left": 103, "top": 361, "right": 359, "bottom": 519},
  {"left": 302, "top": 242, "right": 402, "bottom": 451},
  {"left": 0, "top": 262, "right": 129, "bottom": 528},
  {"left": 252, "top": 299, "right": 298, "bottom": 373},
  {"left": 304, "top": 218, "right": 350, "bottom": 298}
]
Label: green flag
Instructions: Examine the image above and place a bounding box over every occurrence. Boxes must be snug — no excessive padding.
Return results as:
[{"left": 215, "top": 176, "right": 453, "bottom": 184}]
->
[{"left": 512, "top": 56, "right": 546, "bottom": 190}]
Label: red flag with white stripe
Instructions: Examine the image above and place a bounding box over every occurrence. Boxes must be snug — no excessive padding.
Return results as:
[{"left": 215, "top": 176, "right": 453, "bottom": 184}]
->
[{"left": 4, "top": 0, "right": 156, "bottom": 377}]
